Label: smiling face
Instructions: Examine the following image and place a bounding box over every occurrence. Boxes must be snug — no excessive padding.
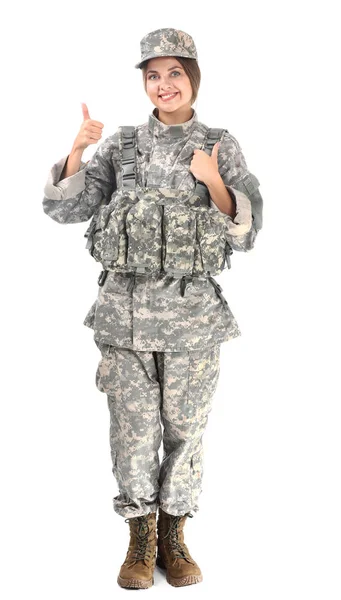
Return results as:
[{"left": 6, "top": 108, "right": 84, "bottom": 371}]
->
[{"left": 144, "top": 56, "right": 194, "bottom": 122}]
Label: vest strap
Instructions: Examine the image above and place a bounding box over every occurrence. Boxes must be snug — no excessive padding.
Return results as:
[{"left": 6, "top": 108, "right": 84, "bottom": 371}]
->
[
  {"left": 121, "top": 126, "right": 137, "bottom": 188},
  {"left": 119, "top": 125, "right": 229, "bottom": 204},
  {"left": 193, "top": 127, "right": 227, "bottom": 204}
]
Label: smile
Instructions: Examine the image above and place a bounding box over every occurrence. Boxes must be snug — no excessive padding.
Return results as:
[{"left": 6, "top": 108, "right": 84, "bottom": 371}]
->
[{"left": 159, "top": 92, "right": 178, "bottom": 101}]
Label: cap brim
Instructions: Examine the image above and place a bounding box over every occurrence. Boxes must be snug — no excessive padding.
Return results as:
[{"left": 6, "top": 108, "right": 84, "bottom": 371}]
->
[{"left": 134, "top": 52, "right": 196, "bottom": 69}]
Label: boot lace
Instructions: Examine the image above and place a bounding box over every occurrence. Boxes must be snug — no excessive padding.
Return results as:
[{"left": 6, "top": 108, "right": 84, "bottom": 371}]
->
[
  {"left": 163, "top": 513, "right": 194, "bottom": 562},
  {"left": 125, "top": 515, "right": 154, "bottom": 563}
]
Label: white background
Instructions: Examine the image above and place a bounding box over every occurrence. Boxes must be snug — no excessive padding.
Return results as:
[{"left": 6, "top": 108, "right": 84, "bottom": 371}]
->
[{"left": 1, "top": 1, "right": 340, "bottom": 598}]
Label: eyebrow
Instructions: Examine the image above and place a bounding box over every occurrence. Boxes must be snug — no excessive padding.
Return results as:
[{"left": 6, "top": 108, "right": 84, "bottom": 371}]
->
[{"left": 146, "top": 65, "right": 184, "bottom": 74}]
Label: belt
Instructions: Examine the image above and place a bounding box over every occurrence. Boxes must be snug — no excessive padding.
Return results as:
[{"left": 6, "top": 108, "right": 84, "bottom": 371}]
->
[{"left": 98, "top": 269, "right": 196, "bottom": 298}]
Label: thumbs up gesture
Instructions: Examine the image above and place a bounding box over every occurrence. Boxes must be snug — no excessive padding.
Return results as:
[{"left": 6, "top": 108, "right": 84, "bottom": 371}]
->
[
  {"left": 189, "top": 142, "right": 221, "bottom": 185},
  {"left": 72, "top": 103, "right": 105, "bottom": 152}
]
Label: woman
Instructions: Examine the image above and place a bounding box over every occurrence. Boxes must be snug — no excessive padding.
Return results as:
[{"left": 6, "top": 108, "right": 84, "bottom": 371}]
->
[{"left": 42, "top": 27, "right": 263, "bottom": 589}]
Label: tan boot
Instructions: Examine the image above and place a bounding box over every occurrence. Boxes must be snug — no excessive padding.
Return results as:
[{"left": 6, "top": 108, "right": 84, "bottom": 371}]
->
[
  {"left": 156, "top": 507, "right": 203, "bottom": 587},
  {"left": 117, "top": 512, "right": 157, "bottom": 589}
]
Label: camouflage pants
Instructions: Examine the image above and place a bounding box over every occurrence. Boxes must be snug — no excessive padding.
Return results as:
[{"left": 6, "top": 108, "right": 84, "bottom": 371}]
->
[{"left": 94, "top": 339, "right": 221, "bottom": 519}]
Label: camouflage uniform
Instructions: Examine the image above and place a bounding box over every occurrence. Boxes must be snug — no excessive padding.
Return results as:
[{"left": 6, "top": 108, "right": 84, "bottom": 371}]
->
[
  {"left": 95, "top": 340, "right": 220, "bottom": 517},
  {"left": 42, "top": 31, "right": 263, "bottom": 519},
  {"left": 43, "top": 110, "right": 263, "bottom": 352}
]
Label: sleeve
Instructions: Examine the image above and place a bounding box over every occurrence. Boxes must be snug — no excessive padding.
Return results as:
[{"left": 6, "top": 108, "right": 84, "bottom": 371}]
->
[
  {"left": 42, "top": 131, "right": 119, "bottom": 224},
  {"left": 210, "top": 130, "right": 263, "bottom": 252}
]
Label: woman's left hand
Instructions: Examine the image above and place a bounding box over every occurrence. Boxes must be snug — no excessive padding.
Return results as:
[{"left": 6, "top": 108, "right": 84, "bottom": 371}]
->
[{"left": 189, "top": 141, "right": 220, "bottom": 184}]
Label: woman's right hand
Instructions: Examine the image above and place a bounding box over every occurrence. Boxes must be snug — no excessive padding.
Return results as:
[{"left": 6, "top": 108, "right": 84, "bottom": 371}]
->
[{"left": 72, "top": 103, "right": 104, "bottom": 152}]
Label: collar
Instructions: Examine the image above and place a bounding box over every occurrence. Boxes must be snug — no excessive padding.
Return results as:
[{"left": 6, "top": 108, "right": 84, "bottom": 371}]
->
[{"left": 148, "top": 107, "right": 198, "bottom": 139}]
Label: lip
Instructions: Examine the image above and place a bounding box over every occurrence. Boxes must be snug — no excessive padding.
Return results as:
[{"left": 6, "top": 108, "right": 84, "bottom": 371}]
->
[{"left": 158, "top": 92, "right": 179, "bottom": 101}]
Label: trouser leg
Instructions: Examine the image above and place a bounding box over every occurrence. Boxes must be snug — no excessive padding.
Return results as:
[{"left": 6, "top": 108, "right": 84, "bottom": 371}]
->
[
  {"left": 157, "top": 344, "right": 221, "bottom": 516},
  {"left": 94, "top": 340, "right": 162, "bottom": 519}
]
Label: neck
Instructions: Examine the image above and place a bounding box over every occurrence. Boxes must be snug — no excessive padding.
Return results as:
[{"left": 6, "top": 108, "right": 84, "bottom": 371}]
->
[{"left": 155, "top": 106, "right": 194, "bottom": 125}]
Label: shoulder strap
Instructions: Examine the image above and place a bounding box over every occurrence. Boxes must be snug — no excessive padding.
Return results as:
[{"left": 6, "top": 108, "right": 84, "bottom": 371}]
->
[
  {"left": 120, "top": 125, "right": 229, "bottom": 198},
  {"left": 194, "top": 127, "right": 228, "bottom": 204},
  {"left": 120, "top": 126, "right": 137, "bottom": 188}
]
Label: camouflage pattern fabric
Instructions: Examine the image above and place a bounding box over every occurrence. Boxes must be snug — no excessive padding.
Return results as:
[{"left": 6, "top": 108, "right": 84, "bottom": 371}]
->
[
  {"left": 95, "top": 338, "right": 220, "bottom": 518},
  {"left": 90, "top": 269, "right": 240, "bottom": 350},
  {"left": 90, "top": 188, "right": 230, "bottom": 277},
  {"left": 42, "top": 108, "right": 263, "bottom": 352},
  {"left": 135, "top": 27, "right": 198, "bottom": 69},
  {"left": 42, "top": 106, "right": 263, "bottom": 518}
]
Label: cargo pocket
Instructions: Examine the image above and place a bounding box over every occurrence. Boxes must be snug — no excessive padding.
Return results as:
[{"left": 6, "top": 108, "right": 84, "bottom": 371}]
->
[
  {"left": 113, "top": 196, "right": 138, "bottom": 268},
  {"left": 83, "top": 300, "right": 97, "bottom": 329},
  {"left": 95, "top": 343, "right": 118, "bottom": 396},
  {"left": 100, "top": 213, "right": 120, "bottom": 263},
  {"left": 110, "top": 449, "right": 119, "bottom": 479},
  {"left": 92, "top": 195, "right": 137, "bottom": 269},
  {"left": 91, "top": 202, "right": 119, "bottom": 265},
  {"left": 126, "top": 199, "right": 162, "bottom": 273},
  {"left": 196, "top": 208, "right": 227, "bottom": 275},
  {"left": 190, "top": 449, "right": 204, "bottom": 508},
  {"left": 163, "top": 204, "right": 196, "bottom": 275}
]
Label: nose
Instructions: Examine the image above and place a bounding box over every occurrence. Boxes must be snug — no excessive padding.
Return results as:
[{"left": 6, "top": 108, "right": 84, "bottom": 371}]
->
[
  {"left": 158, "top": 75, "right": 177, "bottom": 91},
  {"left": 159, "top": 84, "right": 176, "bottom": 93}
]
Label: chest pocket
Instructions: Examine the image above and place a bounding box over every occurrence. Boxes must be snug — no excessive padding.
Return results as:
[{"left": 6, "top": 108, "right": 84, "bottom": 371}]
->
[
  {"left": 126, "top": 199, "right": 163, "bottom": 271},
  {"left": 195, "top": 208, "right": 228, "bottom": 275},
  {"left": 91, "top": 193, "right": 138, "bottom": 270},
  {"left": 84, "top": 125, "right": 235, "bottom": 278},
  {"left": 162, "top": 204, "right": 197, "bottom": 276}
]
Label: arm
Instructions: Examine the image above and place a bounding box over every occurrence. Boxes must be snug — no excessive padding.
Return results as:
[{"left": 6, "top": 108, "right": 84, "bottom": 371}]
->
[
  {"left": 209, "top": 130, "right": 264, "bottom": 251},
  {"left": 206, "top": 174, "right": 237, "bottom": 219},
  {"left": 60, "top": 146, "right": 84, "bottom": 180},
  {"left": 42, "top": 131, "right": 119, "bottom": 224}
]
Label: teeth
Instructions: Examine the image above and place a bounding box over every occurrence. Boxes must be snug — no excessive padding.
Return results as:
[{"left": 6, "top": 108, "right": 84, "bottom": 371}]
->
[{"left": 160, "top": 93, "right": 177, "bottom": 99}]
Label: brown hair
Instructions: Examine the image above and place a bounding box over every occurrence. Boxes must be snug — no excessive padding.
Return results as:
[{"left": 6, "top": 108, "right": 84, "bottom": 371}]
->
[{"left": 141, "top": 56, "right": 201, "bottom": 105}]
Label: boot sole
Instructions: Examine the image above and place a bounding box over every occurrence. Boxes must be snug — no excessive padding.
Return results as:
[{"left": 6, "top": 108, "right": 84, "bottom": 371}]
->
[
  {"left": 156, "top": 554, "right": 203, "bottom": 587},
  {"left": 117, "top": 575, "right": 154, "bottom": 589}
]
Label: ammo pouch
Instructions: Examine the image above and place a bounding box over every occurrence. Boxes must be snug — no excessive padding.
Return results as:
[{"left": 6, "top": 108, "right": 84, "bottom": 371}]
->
[{"left": 84, "top": 126, "right": 233, "bottom": 277}]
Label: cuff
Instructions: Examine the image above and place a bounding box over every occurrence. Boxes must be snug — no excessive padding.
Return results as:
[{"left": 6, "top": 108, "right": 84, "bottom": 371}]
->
[
  {"left": 43, "top": 156, "right": 88, "bottom": 201},
  {"left": 210, "top": 185, "right": 252, "bottom": 235}
]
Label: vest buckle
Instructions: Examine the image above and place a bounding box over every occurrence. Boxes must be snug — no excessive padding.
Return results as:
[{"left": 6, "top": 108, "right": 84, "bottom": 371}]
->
[
  {"left": 98, "top": 270, "right": 109, "bottom": 287},
  {"left": 180, "top": 275, "right": 193, "bottom": 297}
]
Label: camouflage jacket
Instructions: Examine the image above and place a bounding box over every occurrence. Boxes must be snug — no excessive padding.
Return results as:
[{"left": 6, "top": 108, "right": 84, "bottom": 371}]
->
[{"left": 42, "top": 108, "right": 263, "bottom": 351}]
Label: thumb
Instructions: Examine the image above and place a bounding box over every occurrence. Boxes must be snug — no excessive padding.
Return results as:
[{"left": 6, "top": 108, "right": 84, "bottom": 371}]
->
[
  {"left": 81, "top": 102, "right": 90, "bottom": 121},
  {"left": 211, "top": 141, "right": 220, "bottom": 164}
]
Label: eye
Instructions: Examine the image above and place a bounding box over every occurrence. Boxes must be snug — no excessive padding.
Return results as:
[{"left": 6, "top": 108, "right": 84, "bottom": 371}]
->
[{"left": 148, "top": 70, "right": 181, "bottom": 80}]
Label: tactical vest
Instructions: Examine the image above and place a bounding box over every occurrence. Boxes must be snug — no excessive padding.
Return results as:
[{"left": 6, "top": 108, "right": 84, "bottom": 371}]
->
[{"left": 84, "top": 126, "right": 234, "bottom": 288}]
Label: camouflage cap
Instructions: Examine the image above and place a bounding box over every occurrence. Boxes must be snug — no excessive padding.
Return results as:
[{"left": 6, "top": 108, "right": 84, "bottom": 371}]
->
[{"left": 135, "top": 28, "right": 198, "bottom": 69}]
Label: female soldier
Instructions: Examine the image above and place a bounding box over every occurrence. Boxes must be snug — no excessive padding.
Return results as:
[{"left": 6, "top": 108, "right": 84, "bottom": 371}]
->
[{"left": 42, "top": 28, "right": 263, "bottom": 589}]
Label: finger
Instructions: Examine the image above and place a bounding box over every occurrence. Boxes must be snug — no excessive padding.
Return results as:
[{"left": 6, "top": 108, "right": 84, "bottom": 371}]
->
[
  {"left": 88, "top": 120, "right": 104, "bottom": 128},
  {"left": 88, "top": 132, "right": 102, "bottom": 141},
  {"left": 85, "top": 124, "right": 104, "bottom": 134},
  {"left": 211, "top": 142, "right": 220, "bottom": 163},
  {"left": 81, "top": 102, "right": 90, "bottom": 121}
]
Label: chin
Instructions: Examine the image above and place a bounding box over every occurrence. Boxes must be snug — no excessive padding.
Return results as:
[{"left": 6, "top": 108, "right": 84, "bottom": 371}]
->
[{"left": 158, "top": 104, "right": 179, "bottom": 111}]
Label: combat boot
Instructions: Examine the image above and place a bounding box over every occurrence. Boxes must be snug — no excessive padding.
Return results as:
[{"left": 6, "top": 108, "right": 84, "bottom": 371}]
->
[
  {"left": 117, "top": 512, "right": 157, "bottom": 589},
  {"left": 156, "top": 507, "right": 203, "bottom": 586}
]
